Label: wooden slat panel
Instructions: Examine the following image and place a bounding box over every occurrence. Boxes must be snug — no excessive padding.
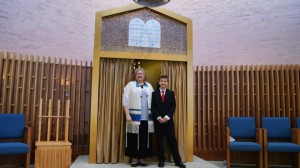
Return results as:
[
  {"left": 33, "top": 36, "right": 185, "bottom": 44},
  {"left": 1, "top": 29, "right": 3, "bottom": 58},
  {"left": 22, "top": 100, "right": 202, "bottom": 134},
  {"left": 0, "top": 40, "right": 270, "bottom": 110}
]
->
[
  {"left": 209, "top": 66, "right": 215, "bottom": 149},
  {"left": 245, "top": 65, "right": 250, "bottom": 116},
  {"left": 235, "top": 65, "right": 240, "bottom": 117},
  {"left": 225, "top": 66, "right": 230, "bottom": 120},
  {"left": 249, "top": 65, "right": 255, "bottom": 120},
  {"left": 0, "top": 52, "right": 3, "bottom": 109},
  {"left": 275, "top": 65, "right": 280, "bottom": 116},
  {"left": 0, "top": 51, "right": 91, "bottom": 165},
  {"left": 7, "top": 53, "right": 16, "bottom": 113},
  {"left": 39, "top": 57, "right": 46, "bottom": 141},
  {"left": 76, "top": 61, "right": 82, "bottom": 150},
  {"left": 270, "top": 65, "right": 275, "bottom": 117},
  {"left": 25, "top": 56, "right": 34, "bottom": 124},
  {"left": 290, "top": 65, "right": 296, "bottom": 126},
  {"left": 255, "top": 65, "right": 260, "bottom": 118},
  {"left": 196, "top": 66, "right": 200, "bottom": 151},
  {"left": 285, "top": 65, "right": 291, "bottom": 117},
  {"left": 265, "top": 65, "right": 270, "bottom": 117},
  {"left": 1, "top": 53, "right": 9, "bottom": 112},
  {"left": 194, "top": 64, "right": 300, "bottom": 162},
  {"left": 216, "top": 66, "right": 221, "bottom": 150},
  {"left": 280, "top": 65, "right": 286, "bottom": 116},
  {"left": 32, "top": 57, "right": 40, "bottom": 144},
  {"left": 206, "top": 66, "right": 211, "bottom": 149},
  {"left": 14, "top": 54, "right": 22, "bottom": 113},
  {"left": 70, "top": 60, "right": 76, "bottom": 144},
  {"left": 295, "top": 65, "right": 300, "bottom": 117}
]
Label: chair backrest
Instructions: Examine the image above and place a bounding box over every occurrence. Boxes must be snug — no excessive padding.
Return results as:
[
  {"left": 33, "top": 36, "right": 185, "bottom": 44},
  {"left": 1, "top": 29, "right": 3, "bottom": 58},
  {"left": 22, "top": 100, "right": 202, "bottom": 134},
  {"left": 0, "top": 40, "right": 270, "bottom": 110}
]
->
[
  {"left": 262, "top": 117, "right": 291, "bottom": 139},
  {"left": 296, "top": 117, "right": 300, "bottom": 128},
  {"left": 0, "top": 114, "right": 25, "bottom": 139},
  {"left": 228, "top": 117, "right": 256, "bottom": 138}
]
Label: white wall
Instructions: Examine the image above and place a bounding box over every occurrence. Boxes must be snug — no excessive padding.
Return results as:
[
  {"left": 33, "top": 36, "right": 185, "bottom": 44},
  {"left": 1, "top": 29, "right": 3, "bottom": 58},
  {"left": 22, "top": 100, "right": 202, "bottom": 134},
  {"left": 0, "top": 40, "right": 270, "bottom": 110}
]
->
[{"left": 0, "top": 0, "right": 299, "bottom": 65}]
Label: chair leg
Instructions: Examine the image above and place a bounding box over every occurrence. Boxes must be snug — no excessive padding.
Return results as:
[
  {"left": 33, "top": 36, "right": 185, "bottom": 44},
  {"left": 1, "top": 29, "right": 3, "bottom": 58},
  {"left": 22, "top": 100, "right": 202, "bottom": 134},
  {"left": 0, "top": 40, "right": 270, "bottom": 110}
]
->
[
  {"left": 264, "top": 150, "right": 268, "bottom": 168},
  {"left": 226, "top": 150, "right": 230, "bottom": 168},
  {"left": 26, "top": 152, "right": 30, "bottom": 168},
  {"left": 297, "top": 152, "right": 300, "bottom": 168},
  {"left": 259, "top": 151, "right": 263, "bottom": 168}
]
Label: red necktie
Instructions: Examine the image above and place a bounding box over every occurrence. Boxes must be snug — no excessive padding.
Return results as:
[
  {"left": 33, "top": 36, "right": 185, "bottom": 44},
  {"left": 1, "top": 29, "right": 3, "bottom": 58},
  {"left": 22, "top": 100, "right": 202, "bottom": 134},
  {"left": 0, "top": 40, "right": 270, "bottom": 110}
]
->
[{"left": 162, "top": 90, "right": 165, "bottom": 103}]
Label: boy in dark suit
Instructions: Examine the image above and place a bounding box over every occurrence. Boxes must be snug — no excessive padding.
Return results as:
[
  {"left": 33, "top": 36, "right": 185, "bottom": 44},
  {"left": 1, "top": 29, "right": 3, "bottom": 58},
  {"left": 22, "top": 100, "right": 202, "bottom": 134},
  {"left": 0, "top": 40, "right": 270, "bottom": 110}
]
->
[{"left": 151, "top": 75, "right": 186, "bottom": 168}]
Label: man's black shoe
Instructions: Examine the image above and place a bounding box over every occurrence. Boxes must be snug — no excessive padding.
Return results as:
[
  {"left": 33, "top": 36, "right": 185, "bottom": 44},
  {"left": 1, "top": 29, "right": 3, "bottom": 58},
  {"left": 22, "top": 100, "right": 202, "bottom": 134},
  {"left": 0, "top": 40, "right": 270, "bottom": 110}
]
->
[
  {"left": 158, "top": 161, "right": 164, "bottom": 167},
  {"left": 175, "top": 162, "right": 186, "bottom": 168},
  {"left": 130, "top": 163, "right": 138, "bottom": 167},
  {"left": 138, "top": 161, "right": 147, "bottom": 167}
]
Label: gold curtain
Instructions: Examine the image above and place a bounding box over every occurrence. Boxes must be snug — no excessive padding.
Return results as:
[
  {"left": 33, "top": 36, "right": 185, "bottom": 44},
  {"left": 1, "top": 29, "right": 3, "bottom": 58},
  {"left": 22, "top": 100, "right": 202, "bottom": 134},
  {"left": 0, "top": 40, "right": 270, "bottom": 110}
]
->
[
  {"left": 161, "top": 61, "right": 187, "bottom": 162},
  {"left": 96, "top": 58, "right": 133, "bottom": 163}
]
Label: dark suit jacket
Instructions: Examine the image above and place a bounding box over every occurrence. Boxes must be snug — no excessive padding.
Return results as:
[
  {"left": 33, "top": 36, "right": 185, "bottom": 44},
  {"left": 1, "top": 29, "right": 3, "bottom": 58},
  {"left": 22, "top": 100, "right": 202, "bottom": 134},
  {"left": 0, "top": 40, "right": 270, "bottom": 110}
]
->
[{"left": 151, "top": 89, "right": 176, "bottom": 120}]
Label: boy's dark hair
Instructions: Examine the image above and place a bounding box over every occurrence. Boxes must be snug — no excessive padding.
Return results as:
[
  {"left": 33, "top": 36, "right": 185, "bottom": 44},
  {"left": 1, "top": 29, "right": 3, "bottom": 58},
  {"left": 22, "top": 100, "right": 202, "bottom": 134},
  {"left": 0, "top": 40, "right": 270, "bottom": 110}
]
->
[{"left": 159, "top": 75, "right": 168, "bottom": 81}]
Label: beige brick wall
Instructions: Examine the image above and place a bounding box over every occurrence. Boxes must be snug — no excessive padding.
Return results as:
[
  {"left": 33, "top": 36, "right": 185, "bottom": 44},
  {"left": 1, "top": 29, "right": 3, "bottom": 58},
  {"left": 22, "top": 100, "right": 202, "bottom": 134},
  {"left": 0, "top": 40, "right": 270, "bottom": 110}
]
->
[{"left": 0, "top": 0, "right": 299, "bottom": 65}]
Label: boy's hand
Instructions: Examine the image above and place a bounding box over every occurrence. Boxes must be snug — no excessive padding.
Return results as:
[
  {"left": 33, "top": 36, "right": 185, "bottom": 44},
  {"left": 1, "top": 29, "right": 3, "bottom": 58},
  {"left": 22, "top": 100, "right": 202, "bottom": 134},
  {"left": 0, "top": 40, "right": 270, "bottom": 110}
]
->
[{"left": 158, "top": 117, "right": 165, "bottom": 123}]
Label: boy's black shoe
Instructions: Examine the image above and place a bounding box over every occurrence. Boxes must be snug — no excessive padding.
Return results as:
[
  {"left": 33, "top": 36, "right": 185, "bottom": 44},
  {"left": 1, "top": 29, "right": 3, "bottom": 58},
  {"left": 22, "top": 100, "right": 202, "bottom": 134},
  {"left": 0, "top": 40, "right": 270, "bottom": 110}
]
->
[
  {"left": 175, "top": 162, "right": 186, "bottom": 168},
  {"left": 158, "top": 161, "right": 164, "bottom": 167}
]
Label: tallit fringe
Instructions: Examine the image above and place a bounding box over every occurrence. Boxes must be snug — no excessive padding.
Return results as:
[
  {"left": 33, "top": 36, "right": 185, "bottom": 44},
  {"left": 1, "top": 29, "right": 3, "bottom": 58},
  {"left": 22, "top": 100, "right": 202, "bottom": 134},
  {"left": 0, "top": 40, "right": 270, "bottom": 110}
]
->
[
  {"left": 126, "top": 123, "right": 140, "bottom": 134},
  {"left": 148, "top": 121, "right": 154, "bottom": 133}
]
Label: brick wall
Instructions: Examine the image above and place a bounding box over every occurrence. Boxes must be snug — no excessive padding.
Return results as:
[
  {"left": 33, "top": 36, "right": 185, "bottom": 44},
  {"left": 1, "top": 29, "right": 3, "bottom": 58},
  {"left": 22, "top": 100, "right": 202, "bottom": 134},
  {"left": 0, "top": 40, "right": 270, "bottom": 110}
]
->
[{"left": 0, "top": 0, "right": 299, "bottom": 65}]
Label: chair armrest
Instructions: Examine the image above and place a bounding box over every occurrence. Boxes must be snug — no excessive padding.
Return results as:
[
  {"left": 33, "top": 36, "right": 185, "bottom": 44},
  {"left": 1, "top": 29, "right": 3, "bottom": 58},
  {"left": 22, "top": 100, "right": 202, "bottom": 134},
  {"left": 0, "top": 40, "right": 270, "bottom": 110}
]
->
[
  {"left": 256, "top": 128, "right": 263, "bottom": 144},
  {"left": 262, "top": 128, "right": 267, "bottom": 149},
  {"left": 226, "top": 127, "right": 230, "bottom": 151},
  {"left": 291, "top": 128, "right": 300, "bottom": 144},
  {"left": 225, "top": 127, "right": 230, "bottom": 157},
  {"left": 24, "top": 126, "right": 32, "bottom": 149}
]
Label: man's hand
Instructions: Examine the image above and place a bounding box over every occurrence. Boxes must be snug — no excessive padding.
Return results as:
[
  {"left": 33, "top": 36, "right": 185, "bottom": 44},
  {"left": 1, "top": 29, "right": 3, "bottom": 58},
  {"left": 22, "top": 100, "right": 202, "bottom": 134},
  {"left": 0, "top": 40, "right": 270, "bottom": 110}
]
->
[{"left": 126, "top": 114, "right": 132, "bottom": 121}]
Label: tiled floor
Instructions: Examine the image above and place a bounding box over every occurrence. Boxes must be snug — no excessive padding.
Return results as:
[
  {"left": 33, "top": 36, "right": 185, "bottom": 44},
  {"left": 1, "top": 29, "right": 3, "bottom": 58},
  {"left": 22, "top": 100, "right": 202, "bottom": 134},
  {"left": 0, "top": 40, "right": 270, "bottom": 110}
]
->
[{"left": 70, "top": 155, "right": 224, "bottom": 168}]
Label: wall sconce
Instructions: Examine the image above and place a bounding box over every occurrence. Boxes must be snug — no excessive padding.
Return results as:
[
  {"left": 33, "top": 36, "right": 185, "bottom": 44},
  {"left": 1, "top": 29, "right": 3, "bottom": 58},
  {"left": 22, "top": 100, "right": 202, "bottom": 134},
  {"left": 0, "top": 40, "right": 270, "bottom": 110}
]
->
[
  {"left": 65, "top": 79, "right": 70, "bottom": 97},
  {"left": 133, "top": 60, "right": 141, "bottom": 71}
]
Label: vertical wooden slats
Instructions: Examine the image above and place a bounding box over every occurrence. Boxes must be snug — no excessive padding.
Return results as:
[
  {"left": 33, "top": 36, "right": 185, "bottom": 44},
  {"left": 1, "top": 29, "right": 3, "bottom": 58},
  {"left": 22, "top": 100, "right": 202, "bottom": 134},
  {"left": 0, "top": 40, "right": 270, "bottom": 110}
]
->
[
  {"left": 194, "top": 64, "right": 300, "bottom": 161},
  {"left": 0, "top": 51, "right": 92, "bottom": 165},
  {"left": 201, "top": 66, "right": 205, "bottom": 151},
  {"left": 275, "top": 65, "right": 280, "bottom": 116},
  {"left": 47, "top": 99, "right": 53, "bottom": 141},
  {"left": 20, "top": 56, "right": 28, "bottom": 115},
  {"left": 0, "top": 52, "right": 3, "bottom": 110},
  {"left": 245, "top": 65, "right": 250, "bottom": 116},
  {"left": 216, "top": 66, "right": 221, "bottom": 150},
  {"left": 280, "top": 65, "right": 286, "bottom": 116},
  {"left": 2, "top": 53, "right": 9, "bottom": 112},
  {"left": 32, "top": 56, "right": 40, "bottom": 143},
  {"left": 14, "top": 53, "right": 21, "bottom": 113},
  {"left": 39, "top": 57, "right": 46, "bottom": 140},
  {"left": 55, "top": 100, "right": 61, "bottom": 142},
  {"left": 295, "top": 65, "right": 300, "bottom": 117},
  {"left": 7, "top": 53, "right": 16, "bottom": 113},
  {"left": 76, "top": 61, "right": 82, "bottom": 151},
  {"left": 195, "top": 66, "right": 200, "bottom": 152},
  {"left": 286, "top": 65, "right": 291, "bottom": 118},
  {"left": 265, "top": 65, "right": 270, "bottom": 117},
  {"left": 26, "top": 56, "right": 34, "bottom": 124}
]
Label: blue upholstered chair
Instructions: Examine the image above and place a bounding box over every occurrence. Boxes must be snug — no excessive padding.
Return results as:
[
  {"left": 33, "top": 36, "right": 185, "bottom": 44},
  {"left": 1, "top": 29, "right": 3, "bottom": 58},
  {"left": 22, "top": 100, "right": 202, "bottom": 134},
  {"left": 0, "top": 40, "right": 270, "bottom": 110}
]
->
[
  {"left": 226, "top": 117, "right": 263, "bottom": 168},
  {"left": 0, "top": 114, "right": 31, "bottom": 168},
  {"left": 297, "top": 117, "right": 300, "bottom": 128},
  {"left": 262, "top": 117, "right": 300, "bottom": 168}
]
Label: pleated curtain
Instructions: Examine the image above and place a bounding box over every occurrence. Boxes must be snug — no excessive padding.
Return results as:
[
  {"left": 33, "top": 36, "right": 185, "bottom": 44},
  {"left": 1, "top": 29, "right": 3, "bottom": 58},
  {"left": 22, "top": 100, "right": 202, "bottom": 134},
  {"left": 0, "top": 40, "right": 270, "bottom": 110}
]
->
[
  {"left": 96, "top": 58, "right": 133, "bottom": 163},
  {"left": 161, "top": 61, "right": 187, "bottom": 162}
]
